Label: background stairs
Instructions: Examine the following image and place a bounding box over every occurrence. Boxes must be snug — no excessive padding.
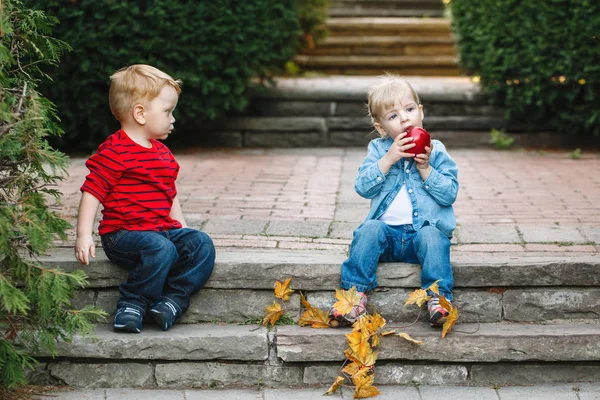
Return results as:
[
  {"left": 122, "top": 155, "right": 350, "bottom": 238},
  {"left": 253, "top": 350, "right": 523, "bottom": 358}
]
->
[
  {"left": 28, "top": 249, "right": 600, "bottom": 389},
  {"left": 295, "top": 1, "right": 461, "bottom": 76},
  {"left": 327, "top": 0, "right": 445, "bottom": 18}
]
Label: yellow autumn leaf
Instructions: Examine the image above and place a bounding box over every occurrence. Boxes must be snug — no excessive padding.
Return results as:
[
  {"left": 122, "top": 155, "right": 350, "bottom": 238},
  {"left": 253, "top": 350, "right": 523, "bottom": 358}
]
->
[
  {"left": 442, "top": 306, "right": 459, "bottom": 338},
  {"left": 426, "top": 279, "right": 441, "bottom": 295},
  {"left": 262, "top": 301, "right": 283, "bottom": 327},
  {"left": 404, "top": 288, "right": 430, "bottom": 307},
  {"left": 274, "top": 278, "right": 294, "bottom": 301},
  {"left": 344, "top": 348, "right": 377, "bottom": 368},
  {"left": 300, "top": 292, "right": 312, "bottom": 309},
  {"left": 324, "top": 375, "right": 345, "bottom": 395},
  {"left": 332, "top": 286, "right": 363, "bottom": 316},
  {"left": 352, "top": 369, "right": 381, "bottom": 399},
  {"left": 397, "top": 332, "right": 424, "bottom": 345},
  {"left": 298, "top": 307, "right": 331, "bottom": 329},
  {"left": 364, "top": 313, "right": 386, "bottom": 334},
  {"left": 381, "top": 330, "right": 397, "bottom": 336},
  {"left": 439, "top": 295, "right": 453, "bottom": 312},
  {"left": 346, "top": 330, "right": 372, "bottom": 362},
  {"left": 342, "top": 361, "right": 362, "bottom": 377}
]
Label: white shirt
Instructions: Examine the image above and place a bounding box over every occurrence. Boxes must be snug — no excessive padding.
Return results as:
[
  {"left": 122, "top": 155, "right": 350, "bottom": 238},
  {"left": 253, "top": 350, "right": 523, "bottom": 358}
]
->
[{"left": 378, "top": 162, "right": 413, "bottom": 226}]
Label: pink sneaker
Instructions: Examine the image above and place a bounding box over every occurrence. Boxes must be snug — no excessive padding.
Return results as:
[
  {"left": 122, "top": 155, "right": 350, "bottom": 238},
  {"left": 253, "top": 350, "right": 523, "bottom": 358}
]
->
[
  {"left": 329, "top": 292, "right": 368, "bottom": 325},
  {"left": 427, "top": 296, "right": 450, "bottom": 326}
]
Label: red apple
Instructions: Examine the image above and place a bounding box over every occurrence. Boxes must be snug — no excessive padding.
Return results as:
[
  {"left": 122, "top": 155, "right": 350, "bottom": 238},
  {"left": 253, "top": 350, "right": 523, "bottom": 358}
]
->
[{"left": 405, "top": 126, "right": 431, "bottom": 155}]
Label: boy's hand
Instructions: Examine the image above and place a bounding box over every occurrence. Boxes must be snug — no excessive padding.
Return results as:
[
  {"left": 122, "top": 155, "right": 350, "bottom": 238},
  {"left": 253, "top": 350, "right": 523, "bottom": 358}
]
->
[
  {"left": 75, "top": 235, "right": 96, "bottom": 265},
  {"left": 415, "top": 145, "right": 433, "bottom": 180},
  {"left": 379, "top": 131, "right": 416, "bottom": 174}
]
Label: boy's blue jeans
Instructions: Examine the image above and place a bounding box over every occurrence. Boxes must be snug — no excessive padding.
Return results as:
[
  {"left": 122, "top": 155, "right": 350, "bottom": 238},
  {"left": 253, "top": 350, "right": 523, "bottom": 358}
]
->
[
  {"left": 341, "top": 220, "right": 454, "bottom": 301},
  {"left": 101, "top": 228, "right": 215, "bottom": 316}
]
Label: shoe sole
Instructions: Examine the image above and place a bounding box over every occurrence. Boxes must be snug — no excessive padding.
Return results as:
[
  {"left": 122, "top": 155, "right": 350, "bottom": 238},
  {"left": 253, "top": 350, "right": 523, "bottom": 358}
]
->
[
  {"left": 429, "top": 311, "right": 448, "bottom": 326},
  {"left": 114, "top": 321, "right": 141, "bottom": 333},
  {"left": 149, "top": 309, "right": 169, "bottom": 331}
]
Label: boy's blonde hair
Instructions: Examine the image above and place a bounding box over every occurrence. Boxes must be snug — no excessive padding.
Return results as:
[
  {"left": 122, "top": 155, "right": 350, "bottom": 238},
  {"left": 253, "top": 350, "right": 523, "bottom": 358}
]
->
[
  {"left": 367, "top": 75, "right": 421, "bottom": 138},
  {"left": 109, "top": 64, "right": 182, "bottom": 122}
]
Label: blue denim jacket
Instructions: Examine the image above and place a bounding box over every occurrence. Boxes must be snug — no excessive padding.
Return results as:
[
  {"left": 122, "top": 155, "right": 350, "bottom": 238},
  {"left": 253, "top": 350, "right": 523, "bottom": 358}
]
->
[{"left": 355, "top": 137, "right": 459, "bottom": 238}]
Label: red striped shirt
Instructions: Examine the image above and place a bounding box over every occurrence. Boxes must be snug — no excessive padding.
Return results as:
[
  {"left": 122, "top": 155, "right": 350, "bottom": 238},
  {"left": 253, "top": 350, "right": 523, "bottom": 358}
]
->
[{"left": 81, "top": 130, "right": 182, "bottom": 235}]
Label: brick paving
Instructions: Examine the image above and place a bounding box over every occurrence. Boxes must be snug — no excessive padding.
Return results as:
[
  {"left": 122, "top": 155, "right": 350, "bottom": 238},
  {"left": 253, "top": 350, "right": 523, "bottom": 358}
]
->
[{"left": 54, "top": 148, "right": 600, "bottom": 255}]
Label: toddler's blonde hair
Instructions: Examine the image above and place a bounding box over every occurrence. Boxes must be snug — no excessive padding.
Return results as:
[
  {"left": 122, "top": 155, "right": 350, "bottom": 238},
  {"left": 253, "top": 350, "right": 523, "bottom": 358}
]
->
[
  {"left": 109, "top": 64, "right": 182, "bottom": 122},
  {"left": 367, "top": 75, "right": 421, "bottom": 138}
]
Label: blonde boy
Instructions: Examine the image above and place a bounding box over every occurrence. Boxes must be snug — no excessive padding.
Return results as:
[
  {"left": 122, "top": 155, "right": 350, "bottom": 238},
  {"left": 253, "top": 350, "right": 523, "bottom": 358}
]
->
[{"left": 75, "top": 65, "right": 215, "bottom": 333}]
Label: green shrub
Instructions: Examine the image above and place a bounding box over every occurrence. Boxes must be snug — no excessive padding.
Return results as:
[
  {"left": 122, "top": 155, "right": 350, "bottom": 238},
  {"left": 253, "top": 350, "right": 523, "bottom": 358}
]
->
[
  {"left": 25, "top": 0, "right": 301, "bottom": 151},
  {"left": 298, "top": 0, "right": 330, "bottom": 48},
  {"left": 450, "top": 0, "right": 600, "bottom": 136},
  {"left": 1, "top": 0, "right": 106, "bottom": 392}
]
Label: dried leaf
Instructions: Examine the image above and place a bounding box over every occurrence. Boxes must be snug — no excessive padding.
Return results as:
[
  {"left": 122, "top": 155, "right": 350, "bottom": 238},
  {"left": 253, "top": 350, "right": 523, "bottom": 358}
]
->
[
  {"left": 300, "top": 292, "right": 312, "bottom": 309},
  {"left": 346, "top": 330, "right": 372, "bottom": 362},
  {"left": 381, "top": 330, "right": 397, "bottom": 336},
  {"left": 262, "top": 301, "right": 283, "bottom": 327},
  {"left": 344, "top": 347, "right": 377, "bottom": 368},
  {"left": 352, "top": 369, "right": 381, "bottom": 399},
  {"left": 342, "top": 361, "right": 362, "bottom": 377},
  {"left": 404, "top": 288, "right": 430, "bottom": 307},
  {"left": 274, "top": 278, "right": 294, "bottom": 301},
  {"left": 324, "top": 376, "right": 344, "bottom": 395},
  {"left": 439, "top": 295, "right": 453, "bottom": 312},
  {"left": 397, "top": 332, "right": 423, "bottom": 345},
  {"left": 332, "top": 287, "right": 363, "bottom": 316},
  {"left": 442, "top": 306, "right": 459, "bottom": 338},
  {"left": 298, "top": 306, "right": 331, "bottom": 329},
  {"left": 426, "top": 279, "right": 441, "bottom": 295}
]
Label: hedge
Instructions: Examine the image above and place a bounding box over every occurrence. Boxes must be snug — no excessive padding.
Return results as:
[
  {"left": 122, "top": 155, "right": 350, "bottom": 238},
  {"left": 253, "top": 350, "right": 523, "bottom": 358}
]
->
[
  {"left": 26, "top": 0, "right": 301, "bottom": 151},
  {"left": 450, "top": 0, "right": 600, "bottom": 136}
]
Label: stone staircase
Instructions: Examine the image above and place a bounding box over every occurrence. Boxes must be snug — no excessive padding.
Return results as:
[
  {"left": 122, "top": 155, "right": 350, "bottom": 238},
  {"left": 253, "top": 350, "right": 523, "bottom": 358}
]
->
[
  {"left": 29, "top": 248, "right": 600, "bottom": 389},
  {"left": 328, "top": 0, "right": 445, "bottom": 18},
  {"left": 295, "top": 0, "right": 461, "bottom": 76}
]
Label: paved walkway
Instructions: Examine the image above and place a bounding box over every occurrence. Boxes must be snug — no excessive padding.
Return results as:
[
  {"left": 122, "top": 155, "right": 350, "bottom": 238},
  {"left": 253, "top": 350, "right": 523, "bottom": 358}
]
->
[
  {"left": 55, "top": 148, "right": 600, "bottom": 255},
  {"left": 38, "top": 383, "right": 600, "bottom": 399}
]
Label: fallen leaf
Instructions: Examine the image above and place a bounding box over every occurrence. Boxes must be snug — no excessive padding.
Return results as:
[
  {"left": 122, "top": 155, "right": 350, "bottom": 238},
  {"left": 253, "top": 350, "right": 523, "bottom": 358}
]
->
[
  {"left": 298, "top": 306, "right": 331, "bottom": 329},
  {"left": 300, "top": 292, "right": 312, "bottom": 310},
  {"left": 397, "top": 332, "right": 424, "bottom": 345},
  {"left": 352, "top": 369, "right": 381, "bottom": 399},
  {"left": 324, "top": 376, "right": 345, "bottom": 395},
  {"left": 442, "top": 306, "right": 459, "bottom": 338},
  {"left": 344, "top": 347, "right": 377, "bottom": 368},
  {"left": 262, "top": 301, "right": 283, "bottom": 327},
  {"left": 332, "top": 287, "right": 363, "bottom": 316},
  {"left": 274, "top": 278, "right": 294, "bottom": 301},
  {"left": 346, "top": 330, "right": 372, "bottom": 362},
  {"left": 426, "top": 279, "right": 441, "bottom": 295},
  {"left": 439, "top": 295, "right": 453, "bottom": 312},
  {"left": 404, "top": 288, "right": 430, "bottom": 307},
  {"left": 381, "top": 330, "right": 397, "bottom": 336},
  {"left": 342, "top": 361, "right": 362, "bottom": 377}
]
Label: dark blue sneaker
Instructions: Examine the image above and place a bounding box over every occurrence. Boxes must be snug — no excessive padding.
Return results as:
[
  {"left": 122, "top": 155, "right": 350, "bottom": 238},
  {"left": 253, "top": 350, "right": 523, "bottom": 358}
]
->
[
  {"left": 149, "top": 300, "right": 180, "bottom": 331},
  {"left": 114, "top": 307, "right": 143, "bottom": 333}
]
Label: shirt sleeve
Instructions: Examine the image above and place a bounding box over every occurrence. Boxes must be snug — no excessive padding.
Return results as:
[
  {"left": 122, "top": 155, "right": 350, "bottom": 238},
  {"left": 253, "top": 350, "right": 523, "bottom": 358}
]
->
[
  {"left": 354, "top": 140, "right": 388, "bottom": 199},
  {"left": 80, "top": 146, "right": 125, "bottom": 202},
  {"left": 420, "top": 140, "right": 459, "bottom": 206}
]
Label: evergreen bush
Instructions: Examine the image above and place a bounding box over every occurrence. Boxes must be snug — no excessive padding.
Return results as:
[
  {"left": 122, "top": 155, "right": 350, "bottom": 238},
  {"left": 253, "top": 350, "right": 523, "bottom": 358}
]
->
[
  {"left": 450, "top": 0, "right": 600, "bottom": 136},
  {"left": 0, "top": 0, "right": 106, "bottom": 392},
  {"left": 25, "top": 0, "right": 302, "bottom": 152}
]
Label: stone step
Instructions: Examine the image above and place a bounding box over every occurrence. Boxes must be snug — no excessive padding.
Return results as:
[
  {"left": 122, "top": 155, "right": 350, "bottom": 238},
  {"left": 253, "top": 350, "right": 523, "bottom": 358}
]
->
[
  {"left": 329, "top": 0, "right": 445, "bottom": 18},
  {"left": 294, "top": 54, "right": 458, "bottom": 68},
  {"left": 43, "top": 249, "right": 600, "bottom": 324},
  {"left": 30, "top": 321, "right": 600, "bottom": 388},
  {"left": 277, "top": 321, "right": 600, "bottom": 363},
  {"left": 303, "top": 36, "right": 456, "bottom": 56},
  {"left": 325, "top": 17, "right": 452, "bottom": 36}
]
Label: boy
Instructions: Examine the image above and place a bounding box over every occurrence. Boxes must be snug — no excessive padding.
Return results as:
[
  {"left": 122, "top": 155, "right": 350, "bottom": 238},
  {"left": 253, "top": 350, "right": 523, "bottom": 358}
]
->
[
  {"left": 330, "top": 75, "right": 459, "bottom": 326},
  {"left": 74, "top": 64, "right": 215, "bottom": 333}
]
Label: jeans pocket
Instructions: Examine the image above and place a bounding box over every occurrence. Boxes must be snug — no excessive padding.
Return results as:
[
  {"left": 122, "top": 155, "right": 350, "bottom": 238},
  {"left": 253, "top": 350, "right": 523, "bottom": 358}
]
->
[{"left": 101, "top": 229, "right": 126, "bottom": 249}]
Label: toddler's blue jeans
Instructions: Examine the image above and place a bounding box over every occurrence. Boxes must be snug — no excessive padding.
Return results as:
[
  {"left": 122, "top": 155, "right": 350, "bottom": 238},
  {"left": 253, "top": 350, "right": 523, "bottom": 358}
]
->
[
  {"left": 340, "top": 220, "right": 453, "bottom": 301},
  {"left": 101, "top": 228, "right": 215, "bottom": 316}
]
